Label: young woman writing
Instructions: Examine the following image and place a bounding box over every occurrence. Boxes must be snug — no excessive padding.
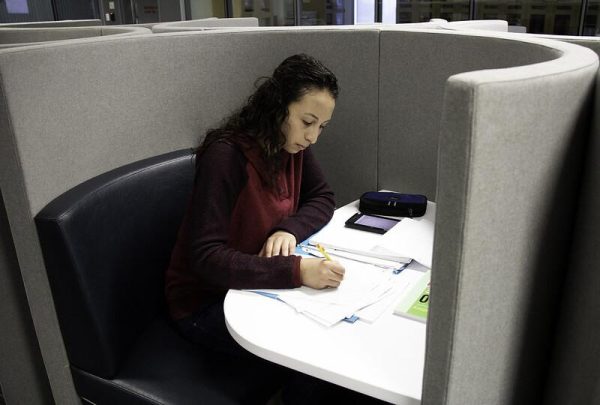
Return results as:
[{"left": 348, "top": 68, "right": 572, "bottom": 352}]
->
[{"left": 165, "top": 54, "right": 345, "bottom": 355}]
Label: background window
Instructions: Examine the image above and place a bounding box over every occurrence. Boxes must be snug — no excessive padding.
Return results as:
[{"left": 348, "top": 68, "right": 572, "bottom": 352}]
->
[
  {"left": 583, "top": 2, "right": 600, "bottom": 34},
  {"left": 232, "top": 0, "right": 295, "bottom": 25},
  {"left": 0, "top": 0, "right": 598, "bottom": 36}
]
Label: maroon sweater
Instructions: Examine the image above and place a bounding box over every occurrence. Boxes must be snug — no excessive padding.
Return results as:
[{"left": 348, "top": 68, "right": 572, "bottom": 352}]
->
[{"left": 165, "top": 139, "right": 335, "bottom": 320}]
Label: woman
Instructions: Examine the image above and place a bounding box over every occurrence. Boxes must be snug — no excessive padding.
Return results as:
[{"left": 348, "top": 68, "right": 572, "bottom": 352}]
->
[{"left": 165, "top": 54, "right": 345, "bottom": 355}]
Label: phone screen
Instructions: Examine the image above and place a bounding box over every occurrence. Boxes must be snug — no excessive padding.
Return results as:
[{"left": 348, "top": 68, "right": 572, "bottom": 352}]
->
[{"left": 354, "top": 214, "right": 399, "bottom": 232}]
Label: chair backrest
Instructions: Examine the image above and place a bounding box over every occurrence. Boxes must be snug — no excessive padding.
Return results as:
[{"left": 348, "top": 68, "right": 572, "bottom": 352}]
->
[{"left": 35, "top": 149, "right": 195, "bottom": 378}]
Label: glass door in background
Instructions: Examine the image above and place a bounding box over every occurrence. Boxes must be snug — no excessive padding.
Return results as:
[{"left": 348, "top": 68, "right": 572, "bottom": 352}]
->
[
  {"left": 395, "top": 0, "right": 469, "bottom": 23},
  {"left": 301, "top": 0, "right": 354, "bottom": 25},
  {"left": 232, "top": 0, "right": 295, "bottom": 25},
  {"left": 475, "top": 0, "right": 581, "bottom": 34},
  {"left": 582, "top": 0, "right": 600, "bottom": 34},
  {"left": 188, "top": 0, "right": 225, "bottom": 19}
]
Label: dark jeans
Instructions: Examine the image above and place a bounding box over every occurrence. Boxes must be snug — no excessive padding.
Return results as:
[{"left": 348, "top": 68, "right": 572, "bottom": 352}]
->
[
  {"left": 175, "top": 300, "right": 388, "bottom": 405},
  {"left": 175, "top": 300, "right": 250, "bottom": 358}
]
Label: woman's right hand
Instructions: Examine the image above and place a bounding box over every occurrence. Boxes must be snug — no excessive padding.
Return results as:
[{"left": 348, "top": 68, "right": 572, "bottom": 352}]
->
[{"left": 299, "top": 258, "right": 345, "bottom": 289}]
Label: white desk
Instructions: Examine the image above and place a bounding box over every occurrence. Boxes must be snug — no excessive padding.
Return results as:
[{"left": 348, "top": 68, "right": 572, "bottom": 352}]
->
[
  {"left": 225, "top": 274, "right": 425, "bottom": 404},
  {"left": 224, "top": 199, "right": 430, "bottom": 404}
]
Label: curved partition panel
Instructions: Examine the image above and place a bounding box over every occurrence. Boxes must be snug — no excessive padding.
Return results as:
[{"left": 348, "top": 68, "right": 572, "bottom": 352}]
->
[
  {"left": 152, "top": 17, "right": 259, "bottom": 33},
  {"left": 100, "top": 26, "right": 152, "bottom": 35},
  {"left": 543, "top": 69, "right": 600, "bottom": 405},
  {"left": 449, "top": 24, "right": 600, "bottom": 55},
  {"left": 425, "top": 37, "right": 597, "bottom": 404},
  {"left": 444, "top": 19, "right": 509, "bottom": 32},
  {"left": 453, "top": 31, "right": 600, "bottom": 405},
  {"left": 153, "top": 20, "right": 446, "bottom": 34},
  {"left": 326, "top": 20, "right": 449, "bottom": 30},
  {"left": 378, "top": 29, "right": 560, "bottom": 199},
  {"left": 0, "top": 19, "right": 101, "bottom": 28},
  {"left": 529, "top": 33, "right": 600, "bottom": 55},
  {"left": 521, "top": 33, "right": 600, "bottom": 405},
  {"left": 0, "top": 26, "right": 151, "bottom": 49}
]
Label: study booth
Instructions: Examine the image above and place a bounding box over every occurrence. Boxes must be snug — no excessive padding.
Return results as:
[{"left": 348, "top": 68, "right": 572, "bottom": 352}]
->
[{"left": 0, "top": 25, "right": 598, "bottom": 404}]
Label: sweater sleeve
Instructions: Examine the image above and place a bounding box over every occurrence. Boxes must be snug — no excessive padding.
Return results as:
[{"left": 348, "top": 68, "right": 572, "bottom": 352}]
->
[
  {"left": 274, "top": 147, "right": 336, "bottom": 242},
  {"left": 188, "top": 141, "right": 301, "bottom": 291}
]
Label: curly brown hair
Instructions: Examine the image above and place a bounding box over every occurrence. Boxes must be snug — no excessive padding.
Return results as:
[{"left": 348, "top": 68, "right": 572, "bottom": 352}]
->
[{"left": 198, "top": 53, "right": 339, "bottom": 188}]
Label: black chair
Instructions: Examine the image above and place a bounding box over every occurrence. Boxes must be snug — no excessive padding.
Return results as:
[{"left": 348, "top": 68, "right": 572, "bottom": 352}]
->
[{"left": 35, "top": 149, "right": 285, "bottom": 405}]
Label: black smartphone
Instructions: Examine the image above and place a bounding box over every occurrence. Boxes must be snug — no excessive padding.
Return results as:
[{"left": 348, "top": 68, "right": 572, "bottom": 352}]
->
[{"left": 344, "top": 213, "right": 401, "bottom": 234}]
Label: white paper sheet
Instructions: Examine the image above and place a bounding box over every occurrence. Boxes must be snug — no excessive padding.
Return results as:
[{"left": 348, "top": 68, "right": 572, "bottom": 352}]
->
[
  {"left": 248, "top": 257, "right": 397, "bottom": 326},
  {"left": 373, "top": 216, "right": 435, "bottom": 268}
]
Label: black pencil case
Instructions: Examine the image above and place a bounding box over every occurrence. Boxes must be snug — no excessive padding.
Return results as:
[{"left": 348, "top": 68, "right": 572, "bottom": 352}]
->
[{"left": 359, "top": 191, "right": 427, "bottom": 218}]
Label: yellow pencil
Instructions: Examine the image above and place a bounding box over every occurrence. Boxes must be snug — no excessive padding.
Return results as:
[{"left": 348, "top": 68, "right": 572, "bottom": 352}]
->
[{"left": 316, "top": 244, "right": 332, "bottom": 261}]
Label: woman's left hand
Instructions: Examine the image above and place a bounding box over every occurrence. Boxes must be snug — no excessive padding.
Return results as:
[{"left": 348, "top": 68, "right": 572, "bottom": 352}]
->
[{"left": 259, "top": 231, "right": 297, "bottom": 257}]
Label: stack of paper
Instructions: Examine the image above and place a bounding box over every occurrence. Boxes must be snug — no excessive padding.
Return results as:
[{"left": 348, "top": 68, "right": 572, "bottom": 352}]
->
[
  {"left": 248, "top": 257, "right": 410, "bottom": 327},
  {"left": 373, "top": 215, "right": 435, "bottom": 268},
  {"left": 245, "top": 197, "right": 436, "bottom": 326}
]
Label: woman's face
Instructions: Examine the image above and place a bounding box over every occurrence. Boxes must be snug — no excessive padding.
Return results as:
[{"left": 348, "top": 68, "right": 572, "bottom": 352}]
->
[{"left": 281, "top": 89, "right": 336, "bottom": 154}]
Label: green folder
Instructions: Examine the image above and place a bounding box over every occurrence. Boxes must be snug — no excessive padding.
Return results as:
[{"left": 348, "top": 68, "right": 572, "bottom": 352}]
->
[{"left": 394, "top": 270, "right": 430, "bottom": 323}]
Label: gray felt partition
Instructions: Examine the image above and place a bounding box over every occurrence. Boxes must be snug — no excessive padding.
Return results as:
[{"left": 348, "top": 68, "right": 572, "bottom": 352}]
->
[
  {"left": 0, "top": 26, "right": 598, "bottom": 404},
  {"left": 0, "top": 25, "right": 151, "bottom": 48},
  {"left": 425, "top": 36, "right": 597, "bottom": 405},
  {"left": 543, "top": 71, "right": 600, "bottom": 405},
  {"left": 152, "top": 20, "right": 445, "bottom": 34},
  {"left": 152, "top": 17, "right": 259, "bottom": 33},
  {"left": 0, "top": 29, "right": 378, "bottom": 214},
  {"left": 444, "top": 19, "right": 509, "bottom": 32},
  {"left": 538, "top": 36, "right": 600, "bottom": 405},
  {"left": 0, "top": 194, "right": 52, "bottom": 404},
  {"left": 378, "top": 29, "right": 561, "bottom": 199},
  {"left": 534, "top": 33, "right": 600, "bottom": 55},
  {"left": 448, "top": 25, "right": 600, "bottom": 404},
  {"left": 448, "top": 22, "right": 600, "bottom": 55},
  {"left": 0, "top": 19, "right": 102, "bottom": 28}
]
